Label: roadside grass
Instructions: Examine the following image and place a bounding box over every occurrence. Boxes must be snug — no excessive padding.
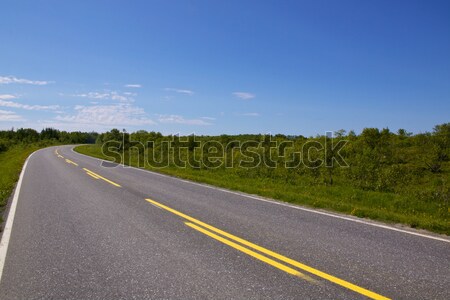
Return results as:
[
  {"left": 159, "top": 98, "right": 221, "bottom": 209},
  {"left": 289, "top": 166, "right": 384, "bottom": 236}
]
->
[
  {"left": 0, "top": 145, "right": 42, "bottom": 226},
  {"left": 75, "top": 145, "right": 449, "bottom": 235}
]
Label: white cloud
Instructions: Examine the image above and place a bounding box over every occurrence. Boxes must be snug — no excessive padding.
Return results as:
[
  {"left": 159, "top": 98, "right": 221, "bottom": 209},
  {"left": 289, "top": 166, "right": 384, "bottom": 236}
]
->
[
  {"left": 233, "top": 92, "right": 255, "bottom": 100},
  {"left": 125, "top": 84, "right": 142, "bottom": 88},
  {"left": 55, "top": 103, "right": 155, "bottom": 126},
  {"left": 0, "top": 75, "right": 50, "bottom": 85},
  {"left": 157, "top": 114, "right": 212, "bottom": 125},
  {"left": 0, "top": 94, "right": 17, "bottom": 100},
  {"left": 27, "top": 120, "right": 106, "bottom": 132},
  {"left": 201, "top": 116, "right": 216, "bottom": 121},
  {"left": 73, "top": 92, "right": 110, "bottom": 99},
  {"left": 238, "top": 112, "right": 260, "bottom": 117},
  {"left": 110, "top": 93, "right": 131, "bottom": 102},
  {"left": 0, "top": 99, "right": 60, "bottom": 111},
  {"left": 0, "top": 110, "right": 24, "bottom": 121},
  {"left": 164, "top": 88, "right": 194, "bottom": 95},
  {"left": 72, "top": 91, "right": 133, "bottom": 102}
]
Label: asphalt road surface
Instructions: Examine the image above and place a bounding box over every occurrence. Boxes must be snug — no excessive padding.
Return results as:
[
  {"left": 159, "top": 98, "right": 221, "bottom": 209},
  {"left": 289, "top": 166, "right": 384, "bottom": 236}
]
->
[{"left": 0, "top": 146, "right": 448, "bottom": 299}]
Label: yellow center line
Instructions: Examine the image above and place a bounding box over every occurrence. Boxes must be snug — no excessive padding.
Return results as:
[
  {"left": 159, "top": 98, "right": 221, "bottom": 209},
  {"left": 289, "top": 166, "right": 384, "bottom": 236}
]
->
[
  {"left": 146, "top": 198, "right": 390, "bottom": 300},
  {"left": 57, "top": 154, "right": 64, "bottom": 159},
  {"left": 86, "top": 171, "right": 100, "bottom": 179},
  {"left": 65, "top": 159, "right": 79, "bottom": 166},
  {"left": 86, "top": 172, "right": 100, "bottom": 180},
  {"left": 82, "top": 168, "right": 121, "bottom": 187},
  {"left": 185, "top": 222, "right": 314, "bottom": 282}
]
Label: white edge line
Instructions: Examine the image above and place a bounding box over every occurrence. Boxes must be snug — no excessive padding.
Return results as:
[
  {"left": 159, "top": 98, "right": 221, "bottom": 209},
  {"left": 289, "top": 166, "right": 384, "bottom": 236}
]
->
[
  {"left": 0, "top": 150, "right": 36, "bottom": 283},
  {"left": 70, "top": 146, "right": 450, "bottom": 243}
]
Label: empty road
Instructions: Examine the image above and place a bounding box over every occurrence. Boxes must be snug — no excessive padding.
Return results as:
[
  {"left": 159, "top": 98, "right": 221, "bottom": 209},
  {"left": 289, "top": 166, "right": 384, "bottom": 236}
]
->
[{"left": 0, "top": 146, "right": 448, "bottom": 299}]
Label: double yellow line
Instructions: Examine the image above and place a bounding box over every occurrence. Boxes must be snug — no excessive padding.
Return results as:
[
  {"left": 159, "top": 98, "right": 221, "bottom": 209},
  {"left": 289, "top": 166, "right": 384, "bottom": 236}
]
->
[
  {"left": 55, "top": 148, "right": 120, "bottom": 188},
  {"left": 146, "top": 199, "right": 390, "bottom": 300},
  {"left": 56, "top": 149, "right": 77, "bottom": 166},
  {"left": 55, "top": 149, "right": 64, "bottom": 159},
  {"left": 83, "top": 168, "right": 121, "bottom": 187},
  {"left": 65, "top": 158, "right": 78, "bottom": 166}
]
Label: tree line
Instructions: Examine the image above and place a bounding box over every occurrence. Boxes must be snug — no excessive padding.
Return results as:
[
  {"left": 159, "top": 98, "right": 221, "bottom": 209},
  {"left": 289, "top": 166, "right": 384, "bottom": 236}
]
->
[
  {"left": 0, "top": 128, "right": 98, "bottom": 153},
  {"left": 2, "top": 123, "right": 449, "bottom": 197},
  {"left": 94, "top": 124, "right": 449, "bottom": 192}
]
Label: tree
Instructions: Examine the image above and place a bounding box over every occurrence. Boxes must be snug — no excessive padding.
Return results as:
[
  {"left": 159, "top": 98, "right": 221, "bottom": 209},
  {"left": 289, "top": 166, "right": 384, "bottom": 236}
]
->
[{"left": 40, "top": 128, "right": 60, "bottom": 140}]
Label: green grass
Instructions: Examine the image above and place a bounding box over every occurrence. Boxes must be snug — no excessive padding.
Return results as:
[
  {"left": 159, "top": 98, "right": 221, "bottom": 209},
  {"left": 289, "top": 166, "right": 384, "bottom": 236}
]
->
[
  {"left": 75, "top": 145, "right": 449, "bottom": 235},
  {"left": 0, "top": 145, "right": 43, "bottom": 226}
]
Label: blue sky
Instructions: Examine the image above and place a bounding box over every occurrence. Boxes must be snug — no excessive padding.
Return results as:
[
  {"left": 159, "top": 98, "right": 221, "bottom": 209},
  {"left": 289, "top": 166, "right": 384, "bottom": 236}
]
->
[{"left": 1, "top": 0, "right": 449, "bottom": 136}]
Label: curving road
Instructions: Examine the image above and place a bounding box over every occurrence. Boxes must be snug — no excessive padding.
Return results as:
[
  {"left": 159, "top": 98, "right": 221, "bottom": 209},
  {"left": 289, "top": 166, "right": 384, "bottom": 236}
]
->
[{"left": 0, "top": 146, "right": 449, "bottom": 299}]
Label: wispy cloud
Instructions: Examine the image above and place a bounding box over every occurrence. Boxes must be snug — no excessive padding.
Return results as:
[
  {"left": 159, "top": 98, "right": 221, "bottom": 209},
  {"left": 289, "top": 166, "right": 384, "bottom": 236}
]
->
[
  {"left": 0, "top": 99, "right": 60, "bottom": 111},
  {"left": 201, "top": 116, "right": 216, "bottom": 121},
  {"left": 0, "top": 110, "right": 24, "bottom": 121},
  {"left": 0, "top": 94, "right": 17, "bottom": 100},
  {"left": 72, "top": 91, "right": 133, "bottom": 102},
  {"left": 0, "top": 75, "right": 50, "bottom": 85},
  {"left": 157, "top": 114, "right": 212, "bottom": 125},
  {"left": 237, "top": 112, "right": 260, "bottom": 117},
  {"left": 73, "top": 92, "right": 110, "bottom": 99},
  {"left": 55, "top": 103, "right": 155, "bottom": 126},
  {"left": 125, "top": 84, "right": 142, "bottom": 88},
  {"left": 232, "top": 92, "right": 255, "bottom": 100},
  {"left": 164, "top": 88, "right": 194, "bottom": 95}
]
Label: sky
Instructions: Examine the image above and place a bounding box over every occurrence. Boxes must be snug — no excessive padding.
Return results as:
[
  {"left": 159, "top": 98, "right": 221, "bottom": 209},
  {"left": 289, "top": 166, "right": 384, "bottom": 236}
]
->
[{"left": 0, "top": 0, "right": 449, "bottom": 136}]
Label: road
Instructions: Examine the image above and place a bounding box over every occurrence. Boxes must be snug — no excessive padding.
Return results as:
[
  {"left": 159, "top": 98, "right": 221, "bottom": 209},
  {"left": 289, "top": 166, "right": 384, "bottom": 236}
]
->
[{"left": 0, "top": 145, "right": 448, "bottom": 299}]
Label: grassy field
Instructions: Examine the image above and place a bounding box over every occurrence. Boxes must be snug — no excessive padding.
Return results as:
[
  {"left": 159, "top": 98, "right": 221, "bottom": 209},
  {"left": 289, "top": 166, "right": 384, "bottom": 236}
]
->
[
  {"left": 0, "top": 145, "right": 42, "bottom": 226},
  {"left": 75, "top": 144, "right": 449, "bottom": 235}
]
